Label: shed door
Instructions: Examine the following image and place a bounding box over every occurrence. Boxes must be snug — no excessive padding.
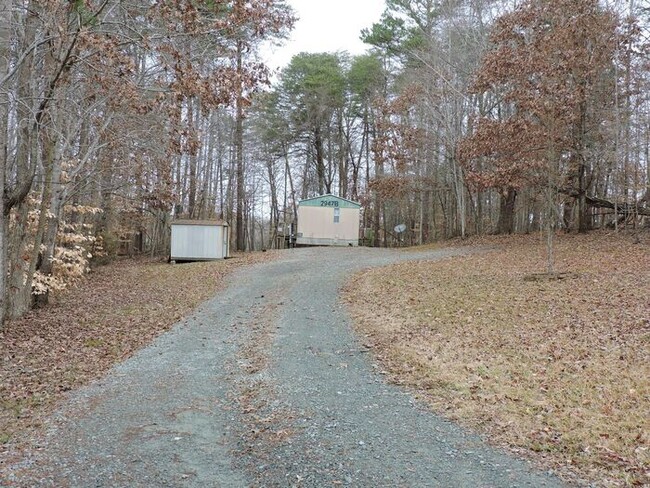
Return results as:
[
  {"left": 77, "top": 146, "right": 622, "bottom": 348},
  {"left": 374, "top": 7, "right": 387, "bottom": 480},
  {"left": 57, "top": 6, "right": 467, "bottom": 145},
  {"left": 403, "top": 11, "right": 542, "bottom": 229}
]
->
[{"left": 171, "top": 225, "right": 222, "bottom": 259}]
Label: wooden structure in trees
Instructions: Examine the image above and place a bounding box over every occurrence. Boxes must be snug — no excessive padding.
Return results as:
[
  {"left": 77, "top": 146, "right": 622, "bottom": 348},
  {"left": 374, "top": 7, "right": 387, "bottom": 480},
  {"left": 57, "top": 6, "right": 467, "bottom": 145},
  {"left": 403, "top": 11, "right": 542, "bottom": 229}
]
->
[
  {"left": 170, "top": 220, "right": 230, "bottom": 261},
  {"left": 296, "top": 195, "right": 361, "bottom": 247}
]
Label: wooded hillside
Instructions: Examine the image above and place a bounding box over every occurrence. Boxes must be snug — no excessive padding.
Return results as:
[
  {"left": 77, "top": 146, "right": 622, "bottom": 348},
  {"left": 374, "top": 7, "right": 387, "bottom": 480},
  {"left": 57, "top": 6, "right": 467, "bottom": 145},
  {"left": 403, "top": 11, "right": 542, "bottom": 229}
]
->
[{"left": 1, "top": 0, "right": 648, "bottom": 322}]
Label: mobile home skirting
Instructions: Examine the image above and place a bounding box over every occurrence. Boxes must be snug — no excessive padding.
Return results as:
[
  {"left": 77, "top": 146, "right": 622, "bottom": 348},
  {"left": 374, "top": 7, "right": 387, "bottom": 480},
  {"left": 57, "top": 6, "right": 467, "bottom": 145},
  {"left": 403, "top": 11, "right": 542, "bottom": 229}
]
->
[{"left": 295, "top": 236, "right": 358, "bottom": 246}]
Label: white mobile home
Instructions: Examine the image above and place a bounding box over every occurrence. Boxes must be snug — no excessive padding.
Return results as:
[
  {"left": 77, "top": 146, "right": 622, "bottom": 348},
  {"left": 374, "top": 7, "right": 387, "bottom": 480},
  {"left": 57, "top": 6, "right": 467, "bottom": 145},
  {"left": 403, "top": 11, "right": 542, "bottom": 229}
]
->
[
  {"left": 296, "top": 194, "right": 361, "bottom": 247},
  {"left": 170, "top": 220, "right": 230, "bottom": 261}
]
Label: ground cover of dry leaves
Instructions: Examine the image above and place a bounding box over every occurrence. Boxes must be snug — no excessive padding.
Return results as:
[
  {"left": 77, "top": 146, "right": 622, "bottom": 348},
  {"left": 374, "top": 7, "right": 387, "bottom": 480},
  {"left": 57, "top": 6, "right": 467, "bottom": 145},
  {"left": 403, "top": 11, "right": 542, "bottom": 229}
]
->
[
  {"left": 0, "top": 252, "right": 277, "bottom": 457},
  {"left": 343, "top": 232, "right": 649, "bottom": 487}
]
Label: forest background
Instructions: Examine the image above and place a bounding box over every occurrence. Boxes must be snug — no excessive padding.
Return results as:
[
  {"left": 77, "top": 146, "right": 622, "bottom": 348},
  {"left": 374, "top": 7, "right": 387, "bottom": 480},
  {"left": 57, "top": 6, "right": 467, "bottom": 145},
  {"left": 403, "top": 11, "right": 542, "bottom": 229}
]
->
[{"left": 0, "top": 0, "right": 648, "bottom": 323}]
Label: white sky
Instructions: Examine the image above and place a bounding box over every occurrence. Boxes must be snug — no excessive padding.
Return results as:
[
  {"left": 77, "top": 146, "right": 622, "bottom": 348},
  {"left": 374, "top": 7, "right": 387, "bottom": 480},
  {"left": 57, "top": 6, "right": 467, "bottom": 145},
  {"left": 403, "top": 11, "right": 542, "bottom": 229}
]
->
[{"left": 262, "top": 0, "right": 386, "bottom": 73}]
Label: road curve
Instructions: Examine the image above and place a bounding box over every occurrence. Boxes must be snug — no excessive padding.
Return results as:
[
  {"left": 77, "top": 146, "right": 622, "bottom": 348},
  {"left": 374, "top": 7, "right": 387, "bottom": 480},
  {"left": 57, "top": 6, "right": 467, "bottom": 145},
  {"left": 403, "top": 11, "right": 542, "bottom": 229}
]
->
[{"left": 3, "top": 247, "right": 564, "bottom": 487}]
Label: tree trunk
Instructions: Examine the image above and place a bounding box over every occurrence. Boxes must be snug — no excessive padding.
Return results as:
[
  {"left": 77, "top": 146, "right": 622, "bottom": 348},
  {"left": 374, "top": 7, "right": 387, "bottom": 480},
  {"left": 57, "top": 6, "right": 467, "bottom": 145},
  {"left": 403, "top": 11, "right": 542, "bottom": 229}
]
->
[
  {"left": 235, "top": 38, "right": 245, "bottom": 250},
  {"left": 266, "top": 157, "right": 279, "bottom": 247},
  {"left": 350, "top": 117, "right": 366, "bottom": 202},
  {"left": 0, "top": 0, "right": 9, "bottom": 325},
  {"left": 6, "top": 6, "right": 37, "bottom": 216},
  {"left": 577, "top": 162, "right": 591, "bottom": 233},
  {"left": 284, "top": 148, "right": 297, "bottom": 222},
  {"left": 373, "top": 180, "right": 384, "bottom": 248},
  {"left": 7, "top": 126, "right": 38, "bottom": 318},
  {"left": 14, "top": 124, "right": 56, "bottom": 316},
  {"left": 497, "top": 188, "right": 517, "bottom": 234},
  {"left": 337, "top": 110, "right": 348, "bottom": 198},
  {"left": 314, "top": 125, "right": 325, "bottom": 195},
  {"left": 187, "top": 99, "right": 198, "bottom": 218},
  {"left": 452, "top": 156, "right": 466, "bottom": 238},
  {"left": 33, "top": 147, "right": 64, "bottom": 308}
]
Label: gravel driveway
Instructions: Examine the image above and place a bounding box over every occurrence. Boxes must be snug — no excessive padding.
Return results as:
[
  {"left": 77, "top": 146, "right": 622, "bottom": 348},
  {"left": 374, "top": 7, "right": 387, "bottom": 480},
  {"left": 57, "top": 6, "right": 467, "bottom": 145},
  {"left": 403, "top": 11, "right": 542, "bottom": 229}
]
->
[{"left": 3, "top": 247, "right": 564, "bottom": 487}]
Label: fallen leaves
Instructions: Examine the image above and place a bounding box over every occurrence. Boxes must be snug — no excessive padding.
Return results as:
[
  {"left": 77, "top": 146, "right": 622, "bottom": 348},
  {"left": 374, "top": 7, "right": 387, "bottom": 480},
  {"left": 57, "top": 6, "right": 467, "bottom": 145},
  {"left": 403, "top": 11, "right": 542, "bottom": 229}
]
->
[
  {"left": 0, "top": 251, "right": 278, "bottom": 459},
  {"left": 343, "top": 231, "right": 650, "bottom": 487}
]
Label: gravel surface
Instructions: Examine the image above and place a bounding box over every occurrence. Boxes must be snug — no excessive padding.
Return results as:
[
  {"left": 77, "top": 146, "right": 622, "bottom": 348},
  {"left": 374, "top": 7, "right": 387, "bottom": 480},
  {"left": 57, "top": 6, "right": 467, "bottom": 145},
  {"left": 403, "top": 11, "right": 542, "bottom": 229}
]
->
[{"left": 2, "top": 247, "right": 565, "bottom": 487}]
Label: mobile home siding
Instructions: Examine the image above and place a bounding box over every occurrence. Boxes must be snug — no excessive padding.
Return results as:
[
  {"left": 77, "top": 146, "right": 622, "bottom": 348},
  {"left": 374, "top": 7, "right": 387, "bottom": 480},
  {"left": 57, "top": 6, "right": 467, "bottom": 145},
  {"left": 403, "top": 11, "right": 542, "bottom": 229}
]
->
[{"left": 296, "top": 195, "right": 361, "bottom": 246}]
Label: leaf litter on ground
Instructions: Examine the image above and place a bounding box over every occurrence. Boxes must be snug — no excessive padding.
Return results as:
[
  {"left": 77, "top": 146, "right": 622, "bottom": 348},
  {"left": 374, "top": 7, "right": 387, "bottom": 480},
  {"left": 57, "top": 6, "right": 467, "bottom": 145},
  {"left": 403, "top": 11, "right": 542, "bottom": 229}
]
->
[
  {"left": 0, "top": 251, "right": 278, "bottom": 462},
  {"left": 343, "top": 231, "right": 649, "bottom": 487}
]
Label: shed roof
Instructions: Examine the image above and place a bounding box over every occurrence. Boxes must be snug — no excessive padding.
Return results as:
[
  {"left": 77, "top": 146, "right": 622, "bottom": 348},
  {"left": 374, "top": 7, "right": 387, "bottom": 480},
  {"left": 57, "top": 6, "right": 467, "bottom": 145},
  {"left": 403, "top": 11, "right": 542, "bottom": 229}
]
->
[
  {"left": 298, "top": 194, "right": 361, "bottom": 208},
  {"left": 171, "top": 219, "right": 229, "bottom": 227}
]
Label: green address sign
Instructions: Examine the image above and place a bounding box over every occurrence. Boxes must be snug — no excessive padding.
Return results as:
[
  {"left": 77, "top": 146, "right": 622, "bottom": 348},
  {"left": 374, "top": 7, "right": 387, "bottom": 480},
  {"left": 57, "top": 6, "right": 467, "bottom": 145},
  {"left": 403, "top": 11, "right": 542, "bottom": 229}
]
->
[
  {"left": 320, "top": 200, "right": 339, "bottom": 207},
  {"left": 300, "top": 195, "right": 361, "bottom": 209}
]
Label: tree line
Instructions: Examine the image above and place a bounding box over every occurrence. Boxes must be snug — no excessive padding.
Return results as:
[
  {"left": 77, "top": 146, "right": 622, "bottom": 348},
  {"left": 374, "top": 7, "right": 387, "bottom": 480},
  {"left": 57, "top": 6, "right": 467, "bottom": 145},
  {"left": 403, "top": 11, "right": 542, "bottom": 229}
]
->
[
  {"left": 257, "top": 0, "right": 648, "bottom": 252},
  {"left": 0, "top": 0, "right": 294, "bottom": 324},
  {"left": 1, "top": 0, "right": 648, "bottom": 323}
]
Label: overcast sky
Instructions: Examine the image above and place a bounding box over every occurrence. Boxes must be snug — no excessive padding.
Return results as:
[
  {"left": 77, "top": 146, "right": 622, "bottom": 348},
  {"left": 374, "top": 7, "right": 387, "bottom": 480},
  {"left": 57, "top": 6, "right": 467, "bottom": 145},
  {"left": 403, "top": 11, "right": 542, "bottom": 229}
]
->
[{"left": 262, "top": 0, "right": 386, "bottom": 73}]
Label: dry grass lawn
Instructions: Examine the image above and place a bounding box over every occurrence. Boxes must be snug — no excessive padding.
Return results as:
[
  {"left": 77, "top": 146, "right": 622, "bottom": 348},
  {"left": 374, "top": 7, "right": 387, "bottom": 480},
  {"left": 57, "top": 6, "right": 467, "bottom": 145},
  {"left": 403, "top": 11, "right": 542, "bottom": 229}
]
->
[
  {"left": 343, "top": 232, "right": 649, "bottom": 487},
  {"left": 0, "top": 251, "right": 278, "bottom": 458}
]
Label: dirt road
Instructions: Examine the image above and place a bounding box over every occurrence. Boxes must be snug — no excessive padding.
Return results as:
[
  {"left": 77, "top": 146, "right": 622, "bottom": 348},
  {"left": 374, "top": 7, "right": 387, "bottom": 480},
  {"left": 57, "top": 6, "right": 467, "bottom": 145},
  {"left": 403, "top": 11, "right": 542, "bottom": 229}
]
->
[{"left": 3, "top": 247, "right": 564, "bottom": 487}]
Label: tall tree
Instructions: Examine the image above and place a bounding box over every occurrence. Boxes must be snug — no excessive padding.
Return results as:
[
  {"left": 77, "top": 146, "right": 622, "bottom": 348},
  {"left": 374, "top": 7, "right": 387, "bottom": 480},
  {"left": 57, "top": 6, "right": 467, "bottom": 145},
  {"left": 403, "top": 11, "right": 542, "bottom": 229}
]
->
[
  {"left": 458, "top": 0, "right": 620, "bottom": 235},
  {"left": 0, "top": 0, "right": 9, "bottom": 322},
  {"left": 279, "top": 53, "right": 347, "bottom": 196},
  {"left": 348, "top": 54, "right": 385, "bottom": 202},
  {"left": 228, "top": 0, "right": 295, "bottom": 250}
]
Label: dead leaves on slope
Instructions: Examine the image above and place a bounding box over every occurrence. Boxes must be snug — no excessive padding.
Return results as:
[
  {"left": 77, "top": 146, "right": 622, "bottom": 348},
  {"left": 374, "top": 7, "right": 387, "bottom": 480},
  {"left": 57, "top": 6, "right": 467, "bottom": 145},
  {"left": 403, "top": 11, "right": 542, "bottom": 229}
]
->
[{"left": 343, "top": 232, "right": 649, "bottom": 487}]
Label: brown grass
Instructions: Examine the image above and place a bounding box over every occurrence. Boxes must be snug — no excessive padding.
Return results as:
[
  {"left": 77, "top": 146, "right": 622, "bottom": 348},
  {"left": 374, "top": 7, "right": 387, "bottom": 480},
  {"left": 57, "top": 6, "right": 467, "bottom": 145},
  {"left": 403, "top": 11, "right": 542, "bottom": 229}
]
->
[
  {"left": 0, "top": 251, "right": 279, "bottom": 458},
  {"left": 343, "top": 232, "right": 649, "bottom": 487}
]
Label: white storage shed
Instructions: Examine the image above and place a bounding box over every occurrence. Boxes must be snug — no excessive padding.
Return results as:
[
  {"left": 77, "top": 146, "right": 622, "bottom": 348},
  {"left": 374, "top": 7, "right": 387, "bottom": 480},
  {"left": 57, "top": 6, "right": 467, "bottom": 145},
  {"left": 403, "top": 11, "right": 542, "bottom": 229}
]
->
[
  {"left": 296, "top": 194, "right": 361, "bottom": 247},
  {"left": 170, "top": 219, "right": 230, "bottom": 261}
]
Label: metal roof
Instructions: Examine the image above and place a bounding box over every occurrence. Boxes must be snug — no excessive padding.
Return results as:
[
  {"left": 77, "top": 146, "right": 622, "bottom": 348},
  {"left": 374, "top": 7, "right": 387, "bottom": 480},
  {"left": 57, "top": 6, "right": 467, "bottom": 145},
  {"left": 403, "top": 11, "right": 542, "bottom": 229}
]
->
[
  {"left": 171, "top": 219, "right": 229, "bottom": 227},
  {"left": 298, "top": 193, "right": 361, "bottom": 207}
]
